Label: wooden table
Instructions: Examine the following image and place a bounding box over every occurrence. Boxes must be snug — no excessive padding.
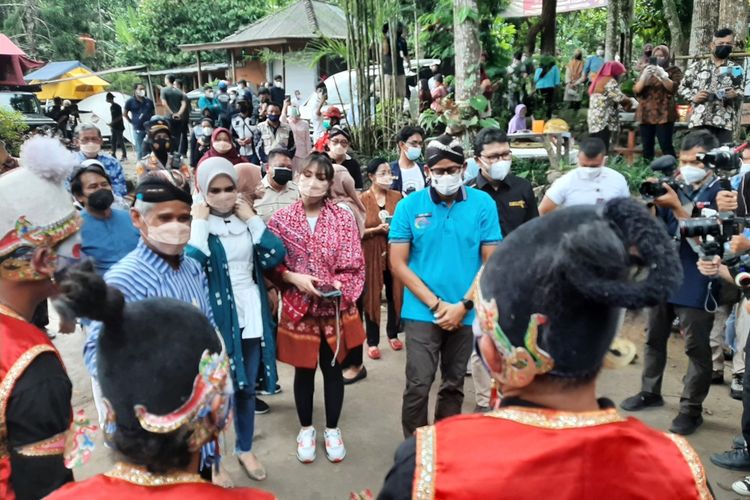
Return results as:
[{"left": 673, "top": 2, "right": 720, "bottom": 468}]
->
[{"left": 507, "top": 132, "right": 572, "bottom": 166}]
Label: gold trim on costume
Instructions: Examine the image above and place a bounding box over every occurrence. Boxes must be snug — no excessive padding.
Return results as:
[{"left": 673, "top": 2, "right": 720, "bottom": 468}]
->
[
  {"left": 0, "top": 305, "right": 24, "bottom": 322},
  {"left": 0, "top": 344, "right": 57, "bottom": 458},
  {"left": 105, "top": 462, "right": 207, "bottom": 487},
  {"left": 15, "top": 430, "right": 66, "bottom": 456},
  {"left": 413, "top": 426, "right": 436, "bottom": 500},
  {"left": 665, "top": 433, "right": 712, "bottom": 500},
  {"left": 485, "top": 406, "right": 626, "bottom": 429}
]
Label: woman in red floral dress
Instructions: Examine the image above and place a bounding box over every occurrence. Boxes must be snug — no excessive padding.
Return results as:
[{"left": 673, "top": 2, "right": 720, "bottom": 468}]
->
[{"left": 267, "top": 152, "right": 365, "bottom": 465}]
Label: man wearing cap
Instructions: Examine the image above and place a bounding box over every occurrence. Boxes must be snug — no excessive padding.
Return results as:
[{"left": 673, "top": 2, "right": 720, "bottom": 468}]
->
[
  {"left": 135, "top": 117, "right": 191, "bottom": 182},
  {"left": 74, "top": 123, "right": 128, "bottom": 198},
  {"left": 231, "top": 96, "right": 264, "bottom": 165},
  {"left": 314, "top": 107, "right": 343, "bottom": 153},
  {"left": 389, "top": 135, "right": 501, "bottom": 438},
  {"left": 379, "top": 198, "right": 711, "bottom": 500},
  {"left": 0, "top": 137, "right": 82, "bottom": 499}
]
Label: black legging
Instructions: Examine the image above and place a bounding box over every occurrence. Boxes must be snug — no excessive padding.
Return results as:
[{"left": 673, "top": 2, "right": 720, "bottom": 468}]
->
[
  {"left": 294, "top": 330, "right": 344, "bottom": 428},
  {"left": 590, "top": 128, "right": 612, "bottom": 152},
  {"left": 366, "top": 269, "right": 398, "bottom": 346}
]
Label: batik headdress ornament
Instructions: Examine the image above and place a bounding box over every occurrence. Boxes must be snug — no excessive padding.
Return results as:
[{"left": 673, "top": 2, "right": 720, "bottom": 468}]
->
[
  {"left": 0, "top": 136, "right": 81, "bottom": 281},
  {"left": 473, "top": 266, "right": 554, "bottom": 389},
  {"left": 103, "top": 348, "right": 234, "bottom": 451}
]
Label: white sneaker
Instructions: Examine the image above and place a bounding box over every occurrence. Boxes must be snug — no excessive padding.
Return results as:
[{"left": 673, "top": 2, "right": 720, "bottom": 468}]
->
[
  {"left": 324, "top": 427, "right": 346, "bottom": 463},
  {"left": 296, "top": 427, "right": 316, "bottom": 463}
]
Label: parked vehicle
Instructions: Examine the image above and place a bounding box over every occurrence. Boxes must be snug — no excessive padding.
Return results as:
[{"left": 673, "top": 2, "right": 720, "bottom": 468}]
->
[{"left": 0, "top": 85, "right": 57, "bottom": 130}]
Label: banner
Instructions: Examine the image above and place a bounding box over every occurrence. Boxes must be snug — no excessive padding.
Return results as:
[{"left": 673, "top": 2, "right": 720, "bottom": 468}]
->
[{"left": 501, "top": 0, "right": 608, "bottom": 18}]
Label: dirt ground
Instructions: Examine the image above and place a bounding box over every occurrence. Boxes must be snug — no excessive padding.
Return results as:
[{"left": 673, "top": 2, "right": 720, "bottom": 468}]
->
[{"left": 44, "top": 308, "right": 745, "bottom": 500}]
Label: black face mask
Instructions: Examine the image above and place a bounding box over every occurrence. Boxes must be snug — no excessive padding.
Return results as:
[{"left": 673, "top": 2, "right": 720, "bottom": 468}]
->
[
  {"left": 152, "top": 137, "right": 171, "bottom": 162},
  {"left": 272, "top": 167, "right": 293, "bottom": 185},
  {"left": 575, "top": 53, "right": 583, "bottom": 60},
  {"left": 644, "top": 49, "right": 652, "bottom": 57},
  {"left": 714, "top": 45, "right": 732, "bottom": 60},
  {"left": 239, "top": 103, "right": 250, "bottom": 114},
  {"left": 87, "top": 189, "right": 114, "bottom": 211}
]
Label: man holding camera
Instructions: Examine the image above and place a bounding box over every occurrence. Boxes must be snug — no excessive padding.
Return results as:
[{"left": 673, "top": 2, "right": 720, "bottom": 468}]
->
[
  {"left": 621, "top": 130, "right": 722, "bottom": 435},
  {"left": 678, "top": 28, "right": 744, "bottom": 145}
]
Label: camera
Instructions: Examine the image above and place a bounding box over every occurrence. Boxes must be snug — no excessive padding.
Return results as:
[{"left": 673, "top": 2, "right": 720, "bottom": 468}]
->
[
  {"left": 698, "top": 146, "right": 741, "bottom": 173},
  {"left": 680, "top": 212, "right": 750, "bottom": 258},
  {"left": 639, "top": 155, "right": 683, "bottom": 201}
]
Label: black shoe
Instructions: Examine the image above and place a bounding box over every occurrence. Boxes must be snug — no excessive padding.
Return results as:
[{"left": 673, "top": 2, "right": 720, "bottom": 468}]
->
[
  {"left": 620, "top": 392, "right": 664, "bottom": 411},
  {"left": 343, "top": 366, "right": 367, "bottom": 385},
  {"left": 712, "top": 370, "right": 725, "bottom": 384},
  {"left": 255, "top": 398, "right": 270, "bottom": 414},
  {"left": 257, "top": 383, "right": 282, "bottom": 396},
  {"left": 733, "top": 435, "right": 747, "bottom": 449},
  {"left": 711, "top": 447, "right": 750, "bottom": 471},
  {"left": 731, "top": 375, "right": 744, "bottom": 400},
  {"left": 474, "top": 405, "right": 491, "bottom": 413},
  {"left": 669, "top": 413, "right": 703, "bottom": 435}
]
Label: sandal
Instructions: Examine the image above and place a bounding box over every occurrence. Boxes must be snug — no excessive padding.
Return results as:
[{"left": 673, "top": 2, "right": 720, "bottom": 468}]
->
[
  {"left": 238, "top": 453, "right": 267, "bottom": 481},
  {"left": 389, "top": 338, "right": 404, "bottom": 351},
  {"left": 212, "top": 464, "right": 234, "bottom": 488},
  {"left": 367, "top": 346, "right": 381, "bottom": 359}
]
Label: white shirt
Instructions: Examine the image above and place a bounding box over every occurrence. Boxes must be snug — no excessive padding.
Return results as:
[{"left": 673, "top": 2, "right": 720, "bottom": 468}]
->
[
  {"left": 400, "top": 164, "right": 426, "bottom": 195},
  {"left": 230, "top": 113, "right": 258, "bottom": 158},
  {"left": 189, "top": 214, "right": 267, "bottom": 339},
  {"left": 310, "top": 94, "right": 324, "bottom": 141},
  {"left": 545, "top": 166, "right": 629, "bottom": 208}
]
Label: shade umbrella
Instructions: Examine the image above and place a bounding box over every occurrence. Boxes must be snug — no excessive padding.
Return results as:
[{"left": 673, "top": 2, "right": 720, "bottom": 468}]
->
[{"left": 77, "top": 91, "right": 133, "bottom": 144}]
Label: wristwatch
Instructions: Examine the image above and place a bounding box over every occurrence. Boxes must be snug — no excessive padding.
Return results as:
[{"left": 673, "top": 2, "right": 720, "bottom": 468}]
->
[
  {"left": 461, "top": 299, "right": 474, "bottom": 311},
  {"left": 430, "top": 298, "right": 441, "bottom": 312}
]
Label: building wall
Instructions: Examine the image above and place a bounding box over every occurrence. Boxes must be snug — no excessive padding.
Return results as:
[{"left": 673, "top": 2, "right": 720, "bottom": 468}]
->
[
  {"left": 268, "top": 57, "right": 318, "bottom": 103},
  {"left": 235, "top": 59, "right": 267, "bottom": 87}
]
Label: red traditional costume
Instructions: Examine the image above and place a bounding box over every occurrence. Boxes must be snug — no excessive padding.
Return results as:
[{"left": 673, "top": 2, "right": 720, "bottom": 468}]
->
[
  {"left": 48, "top": 462, "right": 276, "bottom": 499},
  {"left": 411, "top": 407, "right": 710, "bottom": 500}
]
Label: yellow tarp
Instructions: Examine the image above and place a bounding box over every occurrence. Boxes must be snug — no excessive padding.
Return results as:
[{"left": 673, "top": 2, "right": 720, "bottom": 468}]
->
[{"left": 31, "top": 67, "right": 110, "bottom": 100}]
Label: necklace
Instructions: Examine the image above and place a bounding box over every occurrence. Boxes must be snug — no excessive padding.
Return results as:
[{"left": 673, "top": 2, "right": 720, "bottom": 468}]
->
[
  {"left": 105, "top": 462, "right": 206, "bottom": 487},
  {"left": 0, "top": 303, "right": 24, "bottom": 321}
]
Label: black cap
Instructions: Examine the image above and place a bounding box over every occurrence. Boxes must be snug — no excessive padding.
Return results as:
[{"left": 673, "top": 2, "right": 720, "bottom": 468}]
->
[
  {"left": 146, "top": 116, "right": 171, "bottom": 137},
  {"left": 135, "top": 171, "right": 192, "bottom": 206}
]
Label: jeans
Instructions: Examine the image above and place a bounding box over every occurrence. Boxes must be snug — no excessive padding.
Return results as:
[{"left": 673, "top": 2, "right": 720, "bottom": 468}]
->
[
  {"left": 234, "top": 337, "right": 262, "bottom": 453},
  {"left": 134, "top": 129, "right": 146, "bottom": 160},
  {"left": 641, "top": 301, "right": 714, "bottom": 417},
  {"left": 640, "top": 123, "right": 675, "bottom": 160},
  {"left": 401, "top": 320, "right": 473, "bottom": 438}
]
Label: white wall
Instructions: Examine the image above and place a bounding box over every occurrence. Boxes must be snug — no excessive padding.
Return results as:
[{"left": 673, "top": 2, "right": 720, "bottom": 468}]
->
[{"left": 268, "top": 55, "right": 318, "bottom": 102}]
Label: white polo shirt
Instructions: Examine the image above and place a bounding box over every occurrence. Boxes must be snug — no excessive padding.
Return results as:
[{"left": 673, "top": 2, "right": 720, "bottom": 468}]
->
[{"left": 545, "top": 166, "right": 630, "bottom": 207}]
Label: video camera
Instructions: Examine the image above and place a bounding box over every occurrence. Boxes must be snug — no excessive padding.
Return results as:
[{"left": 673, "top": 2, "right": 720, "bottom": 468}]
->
[
  {"left": 698, "top": 145, "right": 742, "bottom": 190},
  {"left": 680, "top": 212, "right": 750, "bottom": 259},
  {"left": 639, "top": 155, "right": 683, "bottom": 201}
]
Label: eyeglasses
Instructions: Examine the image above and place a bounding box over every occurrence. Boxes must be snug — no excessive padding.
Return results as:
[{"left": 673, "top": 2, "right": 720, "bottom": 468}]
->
[
  {"left": 405, "top": 140, "right": 423, "bottom": 148},
  {"left": 330, "top": 139, "right": 349, "bottom": 147},
  {"left": 430, "top": 166, "right": 462, "bottom": 176},
  {"left": 480, "top": 151, "right": 512, "bottom": 162}
]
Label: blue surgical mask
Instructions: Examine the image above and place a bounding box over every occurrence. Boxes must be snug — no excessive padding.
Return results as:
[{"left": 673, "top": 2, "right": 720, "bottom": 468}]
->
[{"left": 405, "top": 146, "right": 421, "bottom": 161}]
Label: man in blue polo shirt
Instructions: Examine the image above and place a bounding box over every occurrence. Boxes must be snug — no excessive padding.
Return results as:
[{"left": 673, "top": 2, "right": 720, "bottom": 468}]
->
[
  {"left": 390, "top": 135, "right": 502, "bottom": 438},
  {"left": 621, "top": 130, "right": 721, "bottom": 436},
  {"left": 124, "top": 82, "right": 155, "bottom": 160}
]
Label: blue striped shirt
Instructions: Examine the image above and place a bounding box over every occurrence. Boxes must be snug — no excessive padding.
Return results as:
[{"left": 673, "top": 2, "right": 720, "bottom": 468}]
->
[{"left": 83, "top": 238, "right": 215, "bottom": 377}]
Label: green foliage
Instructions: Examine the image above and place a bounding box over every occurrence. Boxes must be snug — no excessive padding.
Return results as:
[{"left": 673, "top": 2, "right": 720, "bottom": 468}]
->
[
  {"left": 469, "top": 95, "right": 489, "bottom": 113},
  {"left": 106, "top": 72, "right": 141, "bottom": 94},
  {"left": 513, "top": 158, "right": 550, "bottom": 187},
  {"left": 113, "top": 0, "right": 285, "bottom": 69},
  {"left": 0, "top": 109, "right": 29, "bottom": 156},
  {"left": 606, "top": 156, "right": 658, "bottom": 194}
]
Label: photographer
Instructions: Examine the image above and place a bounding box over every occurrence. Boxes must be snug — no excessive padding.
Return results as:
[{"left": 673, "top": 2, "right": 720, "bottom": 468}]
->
[
  {"left": 678, "top": 28, "right": 744, "bottom": 144},
  {"left": 621, "top": 130, "right": 722, "bottom": 435}
]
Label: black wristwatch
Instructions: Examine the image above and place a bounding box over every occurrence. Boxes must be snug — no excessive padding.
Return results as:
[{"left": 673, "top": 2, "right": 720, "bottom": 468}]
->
[
  {"left": 430, "top": 298, "right": 441, "bottom": 312},
  {"left": 461, "top": 299, "right": 474, "bottom": 311}
]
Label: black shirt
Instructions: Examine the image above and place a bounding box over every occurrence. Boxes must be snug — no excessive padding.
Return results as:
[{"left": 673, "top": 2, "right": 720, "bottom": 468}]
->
[
  {"left": 341, "top": 157, "right": 364, "bottom": 190},
  {"left": 109, "top": 102, "right": 124, "bottom": 131},
  {"left": 468, "top": 172, "right": 538, "bottom": 236}
]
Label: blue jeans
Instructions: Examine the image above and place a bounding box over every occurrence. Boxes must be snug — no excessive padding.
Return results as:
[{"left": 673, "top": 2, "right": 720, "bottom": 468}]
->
[
  {"left": 134, "top": 129, "right": 146, "bottom": 160},
  {"left": 235, "top": 337, "right": 261, "bottom": 453}
]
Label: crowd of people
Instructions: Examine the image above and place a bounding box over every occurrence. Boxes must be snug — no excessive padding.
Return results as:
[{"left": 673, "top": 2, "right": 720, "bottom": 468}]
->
[{"left": 2, "top": 24, "right": 750, "bottom": 500}]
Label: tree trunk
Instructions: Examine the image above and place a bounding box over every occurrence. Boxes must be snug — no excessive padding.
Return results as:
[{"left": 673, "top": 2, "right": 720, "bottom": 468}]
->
[
  {"left": 718, "top": 0, "right": 749, "bottom": 50},
  {"left": 453, "top": 0, "right": 481, "bottom": 104},
  {"left": 604, "top": 0, "right": 621, "bottom": 60},
  {"left": 688, "top": 0, "right": 720, "bottom": 56},
  {"left": 23, "top": 0, "right": 39, "bottom": 59},
  {"left": 662, "top": 0, "right": 686, "bottom": 58},
  {"left": 539, "top": 0, "right": 557, "bottom": 55}
]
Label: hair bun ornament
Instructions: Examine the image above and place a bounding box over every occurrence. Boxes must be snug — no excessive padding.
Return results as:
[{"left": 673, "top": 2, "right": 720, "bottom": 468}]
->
[
  {"left": 19, "top": 136, "right": 78, "bottom": 184},
  {"left": 474, "top": 268, "right": 554, "bottom": 390}
]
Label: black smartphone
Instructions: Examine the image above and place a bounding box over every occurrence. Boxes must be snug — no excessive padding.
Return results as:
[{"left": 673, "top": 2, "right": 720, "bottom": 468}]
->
[
  {"left": 648, "top": 56, "right": 657, "bottom": 66},
  {"left": 317, "top": 284, "right": 343, "bottom": 298}
]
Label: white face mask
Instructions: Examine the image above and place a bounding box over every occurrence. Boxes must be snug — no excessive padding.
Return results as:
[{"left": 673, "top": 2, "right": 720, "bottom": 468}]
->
[
  {"left": 136, "top": 89, "right": 146, "bottom": 97},
  {"left": 680, "top": 165, "right": 707, "bottom": 185},
  {"left": 741, "top": 162, "right": 750, "bottom": 176},
  {"left": 486, "top": 159, "right": 511, "bottom": 181},
  {"left": 578, "top": 166, "right": 603, "bottom": 180},
  {"left": 330, "top": 144, "right": 347, "bottom": 157},
  {"left": 80, "top": 143, "right": 101, "bottom": 156},
  {"left": 275, "top": 81, "right": 283, "bottom": 88},
  {"left": 432, "top": 173, "right": 463, "bottom": 196},
  {"left": 205, "top": 91, "right": 214, "bottom": 98},
  {"left": 596, "top": 49, "right": 604, "bottom": 57},
  {"left": 213, "top": 141, "right": 232, "bottom": 154}
]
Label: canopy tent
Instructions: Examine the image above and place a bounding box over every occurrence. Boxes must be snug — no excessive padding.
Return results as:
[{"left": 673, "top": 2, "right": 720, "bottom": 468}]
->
[
  {"left": 24, "top": 61, "right": 110, "bottom": 100},
  {"left": 0, "top": 33, "right": 43, "bottom": 86},
  {"left": 77, "top": 91, "right": 134, "bottom": 144}
]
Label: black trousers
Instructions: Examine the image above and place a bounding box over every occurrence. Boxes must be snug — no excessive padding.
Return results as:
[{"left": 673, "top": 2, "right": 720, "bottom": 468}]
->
[
  {"left": 641, "top": 301, "right": 714, "bottom": 417},
  {"left": 169, "top": 118, "right": 189, "bottom": 155},
  {"left": 293, "top": 331, "right": 344, "bottom": 428},
  {"left": 695, "top": 125, "right": 733, "bottom": 145},
  {"left": 365, "top": 269, "right": 399, "bottom": 347},
  {"left": 640, "top": 123, "right": 676, "bottom": 160},
  {"left": 110, "top": 128, "right": 126, "bottom": 157},
  {"left": 538, "top": 88, "right": 555, "bottom": 119},
  {"left": 590, "top": 128, "right": 611, "bottom": 152}
]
